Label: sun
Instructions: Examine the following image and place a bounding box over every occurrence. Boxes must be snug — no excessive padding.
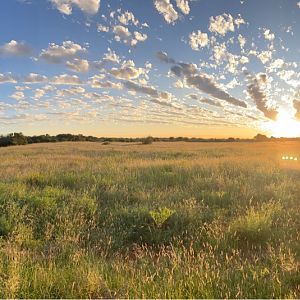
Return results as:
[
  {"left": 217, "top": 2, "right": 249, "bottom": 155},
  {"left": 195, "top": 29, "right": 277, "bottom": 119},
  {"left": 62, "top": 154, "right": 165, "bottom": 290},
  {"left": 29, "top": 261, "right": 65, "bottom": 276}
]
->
[{"left": 264, "top": 110, "right": 300, "bottom": 138}]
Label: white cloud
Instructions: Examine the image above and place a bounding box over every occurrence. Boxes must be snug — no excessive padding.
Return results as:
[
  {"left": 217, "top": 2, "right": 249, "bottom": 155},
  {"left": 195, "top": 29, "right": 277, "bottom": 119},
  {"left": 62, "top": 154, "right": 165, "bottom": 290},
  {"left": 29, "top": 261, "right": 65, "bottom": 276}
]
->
[
  {"left": 109, "top": 61, "right": 145, "bottom": 80},
  {"left": 40, "top": 41, "right": 86, "bottom": 64},
  {"left": 113, "top": 25, "right": 131, "bottom": 43},
  {"left": 154, "top": 0, "right": 179, "bottom": 24},
  {"left": 297, "top": 2, "right": 300, "bottom": 8},
  {"left": 257, "top": 50, "right": 272, "bottom": 64},
  {"left": 134, "top": 31, "right": 148, "bottom": 42},
  {"left": 176, "top": 0, "right": 190, "bottom": 15},
  {"left": 24, "top": 73, "right": 48, "bottom": 83},
  {"left": 268, "top": 59, "right": 284, "bottom": 71},
  {"left": 263, "top": 28, "right": 275, "bottom": 41},
  {"left": 103, "top": 48, "right": 120, "bottom": 64},
  {"left": 97, "top": 24, "right": 109, "bottom": 32},
  {"left": 238, "top": 34, "right": 246, "bottom": 49},
  {"left": 234, "top": 15, "right": 246, "bottom": 28},
  {"left": 0, "top": 40, "right": 32, "bottom": 56},
  {"left": 66, "top": 58, "right": 89, "bottom": 73},
  {"left": 33, "top": 89, "right": 46, "bottom": 99},
  {"left": 209, "top": 13, "right": 235, "bottom": 36},
  {"left": 212, "top": 43, "right": 227, "bottom": 63},
  {"left": 51, "top": 74, "right": 83, "bottom": 85},
  {"left": 240, "top": 56, "right": 249, "bottom": 64},
  {"left": 89, "top": 76, "right": 122, "bottom": 89},
  {"left": 50, "top": 0, "right": 100, "bottom": 15},
  {"left": 173, "top": 80, "right": 184, "bottom": 88},
  {"left": 113, "top": 25, "right": 147, "bottom": 47},
  {"left": 118, "top": 11, "right": 139, "bottom": 26},
  {"left": 56, "top": 86, "right": 86, "bottom": 97},
  {"left": 0, "top": 73, "right": 17, "bottom": 84},
  {"left": 10, "top": 91, "right": 25, "bottom": 101},
  {"left": 189, "top": 31, "right": 209, "bottom": 50}
]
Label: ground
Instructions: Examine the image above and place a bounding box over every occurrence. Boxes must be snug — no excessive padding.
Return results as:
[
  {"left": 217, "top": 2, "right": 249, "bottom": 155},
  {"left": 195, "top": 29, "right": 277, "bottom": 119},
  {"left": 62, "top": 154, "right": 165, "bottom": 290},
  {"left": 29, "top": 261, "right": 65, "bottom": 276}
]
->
[{"left": 0, "top": 141, "right": 299, "bottom": 298}]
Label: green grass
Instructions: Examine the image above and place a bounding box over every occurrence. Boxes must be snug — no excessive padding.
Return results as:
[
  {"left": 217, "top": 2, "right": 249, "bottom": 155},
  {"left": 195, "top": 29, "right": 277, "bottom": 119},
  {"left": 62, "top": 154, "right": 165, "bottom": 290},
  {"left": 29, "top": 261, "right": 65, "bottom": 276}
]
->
[{"left": 0, "top": 141, "right": 299, "bottom": 298}]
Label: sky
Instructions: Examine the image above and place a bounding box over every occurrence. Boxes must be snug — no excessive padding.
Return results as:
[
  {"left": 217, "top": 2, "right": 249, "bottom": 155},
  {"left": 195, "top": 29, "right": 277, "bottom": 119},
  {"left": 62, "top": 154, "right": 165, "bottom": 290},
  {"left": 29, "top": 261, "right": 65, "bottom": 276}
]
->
[{"left": 1, "top": 0, "right": 300, "bottom": 138}]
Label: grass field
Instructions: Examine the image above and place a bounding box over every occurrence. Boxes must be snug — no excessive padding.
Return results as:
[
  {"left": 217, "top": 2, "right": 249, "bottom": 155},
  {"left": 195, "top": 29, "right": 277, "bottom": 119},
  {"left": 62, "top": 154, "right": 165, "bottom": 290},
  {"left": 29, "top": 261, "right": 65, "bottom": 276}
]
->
[{"left": 0, "top": 141, "right": 299, "bottom": 298}]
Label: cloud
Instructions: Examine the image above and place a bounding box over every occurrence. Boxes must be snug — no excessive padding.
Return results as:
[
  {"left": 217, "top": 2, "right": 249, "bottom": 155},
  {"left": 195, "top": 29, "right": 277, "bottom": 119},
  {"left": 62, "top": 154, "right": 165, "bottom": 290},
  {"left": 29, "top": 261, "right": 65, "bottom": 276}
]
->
[
  {"left": 201, "top": 98, "right": 222, "bottom": 107},
  {"left": 124, "top": 81, "right": 172, "bottom": 102},
  {"left": 209, "top": 13, "right": 235, "bottom": 36},
  {"left": 113, "top": 25, "right": 131, "bottom": 42},
  {"left": 102, "top": 48, "right": 120, "bottom": 64},
  {"left": 51, "top": 74, "right": 83, "bottom": 85},
  {"left": 154, "top": 0, "right": 179, "bottom": 24},
  {"left": 24, "top": 73, "right": 48, "bottom": 83},
  {"left": 66, "top": 58, "right": 89, "bottom": 73},
  {"left": 10, "top": 91, "right": 25, "bottom": 101},
  {"left": 186, "top": 74, "right": 247, "bottom": 107},
  {"left": 134, "top": 31, "right": 148, "bottom": 42},
  {"left": 0, "top": 73, "right": 17, "bottom": 84},
  {"left": 234, "top": 15, "right": 246, "bottom": 28},
  {"left": 118, "top": 11, "right": 139, "bottom": 26},
  {"left": 189, "top": 31, "right": 209, "bottom": 50},
  {"left": 93, "top": 48, "right": 120, "bottom": 70},
  {"left": 156, "top": 51, "right": 175, "bottom": 63},
  {"left": 170, "top": 62, "right": 198, "bottom": 77},
  {"left": 188, "top": 94, "right": 198, "bottom": 100},
  {"left": 257, "top": 50, "right": 272, "bottom": 64},
  {"left": 56, "top": 86, "right": 85, "bottom": 97},
  {"left": 109, "top": 61, "right": 144, "bottom": 80},
  {"left": 176, "top": 0, "right": 190, "bottom": 15},
  {"left": 50, "top": 0, "right": 100, "bottom": 15},
  {"left": 0, "top": 40, "right": 32, "bottom": 56},
  {"left": 89, "top": 75, "right": 122, "bottom": 89},
  {"left": 97, "top": 24, "right": 109, "bottom": 32},
  {"left": 113, "top": 25, "right": 147, "bottom": 46},
  {"left": 246, "top": 73, "right": 278, "bottom": 120},
  {"left": 40, "top": 41, "right": 86, "bottom": 64},
  {"left": 263, "top": 28, "right": 275, "bottom": 41},
  {"left": 168, "top": 59, "right": 245, "bottom": 107},
  {"left": 294, "top": 92, "right": 300, "bottom": 120},
  {"left": 33, "top": 89, "right": 46, "bottom": 99},
  {"left": 238, "top": 34, "right": 246, "bottom": 49}
]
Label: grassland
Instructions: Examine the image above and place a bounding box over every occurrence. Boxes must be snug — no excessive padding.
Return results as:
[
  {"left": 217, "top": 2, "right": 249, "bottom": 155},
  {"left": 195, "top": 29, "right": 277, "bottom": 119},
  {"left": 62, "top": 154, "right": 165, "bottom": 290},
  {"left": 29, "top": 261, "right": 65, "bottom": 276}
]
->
[{"left": 0, "top": 141, "right": 299, "bottom": 298}]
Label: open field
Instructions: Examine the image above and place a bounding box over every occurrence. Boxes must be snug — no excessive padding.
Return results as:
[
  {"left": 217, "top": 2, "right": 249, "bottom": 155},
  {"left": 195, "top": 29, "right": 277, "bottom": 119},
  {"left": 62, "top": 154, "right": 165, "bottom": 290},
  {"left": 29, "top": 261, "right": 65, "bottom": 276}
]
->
[{"left": 0, "top": 141, "right": 299, "bottom": 298}]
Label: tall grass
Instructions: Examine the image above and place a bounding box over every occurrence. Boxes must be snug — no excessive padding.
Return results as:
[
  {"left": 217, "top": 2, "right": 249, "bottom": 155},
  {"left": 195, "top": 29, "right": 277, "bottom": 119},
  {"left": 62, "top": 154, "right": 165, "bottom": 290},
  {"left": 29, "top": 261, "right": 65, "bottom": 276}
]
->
[{"left": 0, "top": 141, "right": 299, "bottom": 298}]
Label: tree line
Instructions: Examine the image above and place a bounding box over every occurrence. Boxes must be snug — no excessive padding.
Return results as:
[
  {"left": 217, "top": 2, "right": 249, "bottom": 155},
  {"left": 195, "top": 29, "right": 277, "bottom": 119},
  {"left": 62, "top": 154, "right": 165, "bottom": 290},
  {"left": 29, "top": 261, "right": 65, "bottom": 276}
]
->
[{"left": 0, "top": 132, "right": 299, "bottom": 148}]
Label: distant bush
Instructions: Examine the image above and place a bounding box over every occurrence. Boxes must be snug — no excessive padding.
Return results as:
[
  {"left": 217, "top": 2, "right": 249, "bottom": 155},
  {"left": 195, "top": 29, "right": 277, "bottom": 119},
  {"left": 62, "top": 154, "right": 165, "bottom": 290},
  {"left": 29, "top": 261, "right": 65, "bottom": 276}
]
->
[{"left": 142, "top": 136, "right": 154, "bottom": 145}]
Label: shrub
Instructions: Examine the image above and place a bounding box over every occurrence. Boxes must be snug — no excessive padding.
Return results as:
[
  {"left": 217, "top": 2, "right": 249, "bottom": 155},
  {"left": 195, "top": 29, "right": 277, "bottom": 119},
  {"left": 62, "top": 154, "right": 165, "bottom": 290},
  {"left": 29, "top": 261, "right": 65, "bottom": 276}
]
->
[
  {"left": 142, "top": 136, "right": 153, "bottom": 145},
  {"left": 229, "top": 202, "right": 282, "bottom": 245}
]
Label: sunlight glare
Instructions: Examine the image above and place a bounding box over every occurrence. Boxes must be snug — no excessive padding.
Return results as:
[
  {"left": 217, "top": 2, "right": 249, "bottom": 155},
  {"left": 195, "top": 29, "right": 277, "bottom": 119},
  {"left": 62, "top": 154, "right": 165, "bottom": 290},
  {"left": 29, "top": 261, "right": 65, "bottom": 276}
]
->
[{"left": 264, "top": 110, "right": 300, "bottom": 138}]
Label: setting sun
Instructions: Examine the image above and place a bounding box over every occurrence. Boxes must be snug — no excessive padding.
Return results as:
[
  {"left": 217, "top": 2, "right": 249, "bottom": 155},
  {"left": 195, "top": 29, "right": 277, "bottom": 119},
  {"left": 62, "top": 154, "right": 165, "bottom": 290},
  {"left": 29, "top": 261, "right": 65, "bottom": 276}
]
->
[{"left": 264, "top": 110, "right": 300, "bottom": 138}]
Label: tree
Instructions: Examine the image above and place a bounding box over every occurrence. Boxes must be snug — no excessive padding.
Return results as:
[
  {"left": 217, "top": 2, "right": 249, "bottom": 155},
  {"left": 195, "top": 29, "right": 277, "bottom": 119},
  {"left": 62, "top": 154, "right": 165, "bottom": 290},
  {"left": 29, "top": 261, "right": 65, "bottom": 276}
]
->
[
  {"left": 254, "top": 134, "right": 269, "bottom": 141},
  {"left": 142, "top": 136, "right": 154, "bottom": 144}
]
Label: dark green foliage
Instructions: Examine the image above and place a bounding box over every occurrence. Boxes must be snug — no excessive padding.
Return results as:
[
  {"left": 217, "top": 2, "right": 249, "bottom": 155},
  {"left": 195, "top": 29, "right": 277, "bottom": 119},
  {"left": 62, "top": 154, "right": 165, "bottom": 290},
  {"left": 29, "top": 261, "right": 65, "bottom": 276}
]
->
[
  {"left": 142, "top": 136, "right": 154, "bottom": 144},
  {"left": 2, "top": 132, "right": 300, "bottom": 148}
]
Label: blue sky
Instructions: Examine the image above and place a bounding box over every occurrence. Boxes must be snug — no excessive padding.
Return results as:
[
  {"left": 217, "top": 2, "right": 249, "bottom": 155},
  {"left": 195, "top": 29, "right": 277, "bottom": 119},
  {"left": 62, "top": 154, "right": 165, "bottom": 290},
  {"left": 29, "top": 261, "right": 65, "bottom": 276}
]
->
[{"left": 1, "top": 0, "right": 300, "bottom": 137}]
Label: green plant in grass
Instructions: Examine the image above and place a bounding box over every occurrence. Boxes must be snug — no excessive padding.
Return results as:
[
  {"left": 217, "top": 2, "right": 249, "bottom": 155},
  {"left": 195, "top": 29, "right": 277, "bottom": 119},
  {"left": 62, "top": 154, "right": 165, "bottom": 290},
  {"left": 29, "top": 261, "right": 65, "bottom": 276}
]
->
[
  {"left": 229, "top": 201, "right": 282, "bottom": 244},
  {"left": 149, "top": 207, "right": 175, "bottom": 228}
]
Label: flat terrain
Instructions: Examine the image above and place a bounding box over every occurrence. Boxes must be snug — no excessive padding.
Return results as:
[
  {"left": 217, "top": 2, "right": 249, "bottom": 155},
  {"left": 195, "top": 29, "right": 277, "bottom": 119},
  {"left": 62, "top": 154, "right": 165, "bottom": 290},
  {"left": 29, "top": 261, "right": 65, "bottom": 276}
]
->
[{"left": 0, "top": 141, "right": 299, "bottom": 298}]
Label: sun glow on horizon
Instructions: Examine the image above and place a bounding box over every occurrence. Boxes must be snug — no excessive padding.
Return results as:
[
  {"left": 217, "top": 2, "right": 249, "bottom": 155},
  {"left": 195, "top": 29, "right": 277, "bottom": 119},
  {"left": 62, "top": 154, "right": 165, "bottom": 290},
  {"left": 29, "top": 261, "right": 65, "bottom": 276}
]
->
[{"left": 264, "top": 110, "right": 300, "bottom": 138}]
